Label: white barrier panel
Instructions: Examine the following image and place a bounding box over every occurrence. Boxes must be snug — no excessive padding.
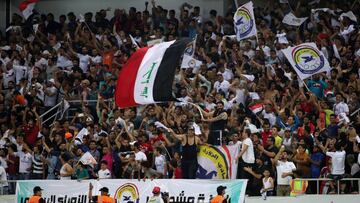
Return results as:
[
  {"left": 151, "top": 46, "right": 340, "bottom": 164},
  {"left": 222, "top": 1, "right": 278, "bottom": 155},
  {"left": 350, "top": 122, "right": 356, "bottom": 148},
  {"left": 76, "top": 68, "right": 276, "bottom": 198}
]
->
[
  {"left": 245, "top": 195, "right": 360, "bottom": 203},
  {"left": 16, "top": 179, "right": 247, "bottom": 203}
]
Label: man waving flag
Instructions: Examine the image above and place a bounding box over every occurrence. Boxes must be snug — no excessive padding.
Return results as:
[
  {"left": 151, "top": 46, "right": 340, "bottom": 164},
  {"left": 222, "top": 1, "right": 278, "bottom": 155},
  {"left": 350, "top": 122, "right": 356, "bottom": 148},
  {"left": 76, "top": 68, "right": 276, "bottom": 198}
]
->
[
  {"left": 234, "top": 1, "right": 257, "bottom": 41},
  {"left": 115, "top": 38, "right": 191, "bottom": 108}
]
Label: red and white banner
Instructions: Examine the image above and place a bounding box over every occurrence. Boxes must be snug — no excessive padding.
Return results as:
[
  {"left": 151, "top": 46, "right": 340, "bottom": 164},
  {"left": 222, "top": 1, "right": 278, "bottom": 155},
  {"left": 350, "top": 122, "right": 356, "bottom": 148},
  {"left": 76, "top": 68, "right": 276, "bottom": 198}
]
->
[
  {"left": 249, "top": 103, "right": 264, "bottom": 114},
  {"left": 19, "top": 0, "right": 39, "bottom": 19},
  {"left": 115, "top": 39, "right": 191, "bottom": 108}
]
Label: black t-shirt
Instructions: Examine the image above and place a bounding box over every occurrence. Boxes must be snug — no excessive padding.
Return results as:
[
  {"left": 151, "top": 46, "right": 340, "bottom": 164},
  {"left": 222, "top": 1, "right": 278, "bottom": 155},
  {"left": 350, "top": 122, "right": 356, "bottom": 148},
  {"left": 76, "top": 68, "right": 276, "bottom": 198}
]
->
[{"left": 263, "top": 146, "right": 279, "bottom": 167}]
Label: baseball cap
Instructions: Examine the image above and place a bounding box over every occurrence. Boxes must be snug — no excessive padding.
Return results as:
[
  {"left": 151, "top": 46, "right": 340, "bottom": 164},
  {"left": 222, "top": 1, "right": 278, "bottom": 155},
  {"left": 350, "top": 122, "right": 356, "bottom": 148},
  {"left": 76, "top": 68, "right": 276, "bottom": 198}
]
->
[
  {"left": 99, "top": 187, "right": 109, "bottom": 193},
  {"left": 33, "top": 186, "right": 43, "bottom": 193},
  {"left": 152, "top": 186, "right": 161, "bottom": 194},
  {"left": 216, "top": 186, "right": 226, "bottom": 194}
]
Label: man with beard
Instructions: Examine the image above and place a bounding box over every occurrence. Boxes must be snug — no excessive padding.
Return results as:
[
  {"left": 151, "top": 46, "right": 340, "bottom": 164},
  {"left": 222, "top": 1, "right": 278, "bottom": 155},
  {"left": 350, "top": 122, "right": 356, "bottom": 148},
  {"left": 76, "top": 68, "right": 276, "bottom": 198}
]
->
[{"left": 201, "top": 101, "right": 228, "bottom": 145}]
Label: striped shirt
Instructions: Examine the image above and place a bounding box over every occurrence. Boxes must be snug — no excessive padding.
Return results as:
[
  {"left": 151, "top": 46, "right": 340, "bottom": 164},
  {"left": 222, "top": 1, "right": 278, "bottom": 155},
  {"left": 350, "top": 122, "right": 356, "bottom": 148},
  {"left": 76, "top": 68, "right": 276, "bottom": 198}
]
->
[{"left": 32, "top": 154, "right": 44, "bottom": 174}]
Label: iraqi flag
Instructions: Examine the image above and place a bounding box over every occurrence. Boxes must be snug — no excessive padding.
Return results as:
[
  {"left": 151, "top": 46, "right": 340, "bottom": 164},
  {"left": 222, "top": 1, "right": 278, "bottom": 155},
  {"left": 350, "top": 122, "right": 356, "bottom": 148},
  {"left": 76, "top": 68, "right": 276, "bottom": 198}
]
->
[
  {"left": 115, "top": 39, "right": 191, "bottom": 108},
  {"left": 19, "top": 0, "right": 39, "bottom": 19},
  {"left": 249, "top": 103, "right": 264, "bottom": 114}
]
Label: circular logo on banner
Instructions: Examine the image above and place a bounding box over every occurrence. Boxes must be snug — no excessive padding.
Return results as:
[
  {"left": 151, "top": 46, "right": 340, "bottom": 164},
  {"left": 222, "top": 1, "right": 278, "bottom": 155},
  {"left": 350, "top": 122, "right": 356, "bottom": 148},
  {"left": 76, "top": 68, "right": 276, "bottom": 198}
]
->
[
  {"left": 188, "top": 58, "right": 196, "bottom": 68},
  {"left": 197, "top": 145, "right": 229, "bottom": 179},
  {"left": 292, "top": 45, "right": 325, "bottom": 74},
  {"left": 234, "top": 7, "right": 254, "bottom": 38},
  {"left": 114, "top": 183, "right": 140, "bottom": 203}
]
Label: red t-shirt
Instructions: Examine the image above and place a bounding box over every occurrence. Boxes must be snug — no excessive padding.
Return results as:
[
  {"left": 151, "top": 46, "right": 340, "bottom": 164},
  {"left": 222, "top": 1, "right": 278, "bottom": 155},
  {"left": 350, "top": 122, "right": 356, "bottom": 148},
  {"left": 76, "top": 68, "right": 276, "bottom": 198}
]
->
[
  {"left": 261, "top": 131, "right": 272, "bottom": 147},
  {"left": 102, "top": 153, "right": 113, "bottom": 172},
  {"left": 174, "top": 167, "right": 182, "bottom": 179},
  {"left": 23, "top": 125, "right": 40, "bottom": 147}
]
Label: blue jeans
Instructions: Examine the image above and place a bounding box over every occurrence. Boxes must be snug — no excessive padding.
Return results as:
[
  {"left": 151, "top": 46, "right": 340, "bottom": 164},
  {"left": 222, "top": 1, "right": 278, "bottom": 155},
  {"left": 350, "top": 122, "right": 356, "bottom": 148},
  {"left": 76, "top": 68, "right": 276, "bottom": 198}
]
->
[
  {"left": 7, "top": 174, "right": 17, "bottom": 194},
  {"left": 18, "top": 173, "right": 30, "bottom": 180}
]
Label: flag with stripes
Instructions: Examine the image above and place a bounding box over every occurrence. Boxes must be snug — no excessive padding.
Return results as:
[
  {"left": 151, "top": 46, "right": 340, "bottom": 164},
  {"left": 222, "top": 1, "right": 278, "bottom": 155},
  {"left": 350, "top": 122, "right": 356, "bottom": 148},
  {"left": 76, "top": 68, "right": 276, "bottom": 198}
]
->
[
  {"left": 249, "top": 103, "right": 264, "bottom": 114},
  {"left": 19, "top": 0, "right": 39, "bottom": 19},
  {"left": 115, "top": 39, "right": 191, "bottom": 108}
]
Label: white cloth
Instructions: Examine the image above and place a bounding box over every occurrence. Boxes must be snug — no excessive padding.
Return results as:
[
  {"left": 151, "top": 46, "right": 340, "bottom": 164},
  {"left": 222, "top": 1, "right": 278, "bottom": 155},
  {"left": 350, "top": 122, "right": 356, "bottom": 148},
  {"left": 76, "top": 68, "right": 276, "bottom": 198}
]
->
[
  {"left": 242, "top": 138, "right": 255, "bottom": 164},
  {"left": 17, "top": 151, "right": 32, "bottom": 174},
  {"left": 135, "top": 151, "right": 148, "bottom": 162},
  {"left": 214, "top": 80, "right": 230, "bottom": 94},
  {"left": 334, "top": 102, "right": 349, "bottom": 115},
  {"left": 77, "top": 53, "right": 91, "bottom": 73},
  {"left": 276, "top": 160, "right": 296, "bottom": 185},
  {"left": 154, "top": 155, "right": 166, "bottom": 175},
  {"left": 98, "top": 169, "right": 111, "bottom": 179},
  {"left": 326, "top": 151, "right": 346, "bottom": 175},
  {"left": 147, "top": 195, "right": 164, "bottom": 203},
  {"left": 0, "top": 166, "right": 8, "bottom": 187}
]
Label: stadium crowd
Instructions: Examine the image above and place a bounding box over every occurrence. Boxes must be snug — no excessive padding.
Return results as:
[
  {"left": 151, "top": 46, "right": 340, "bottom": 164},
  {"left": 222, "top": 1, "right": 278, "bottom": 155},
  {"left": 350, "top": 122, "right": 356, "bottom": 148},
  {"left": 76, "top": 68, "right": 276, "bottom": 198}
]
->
[{"left": 0, "top": 0, "right": 360, "bottom": 197}]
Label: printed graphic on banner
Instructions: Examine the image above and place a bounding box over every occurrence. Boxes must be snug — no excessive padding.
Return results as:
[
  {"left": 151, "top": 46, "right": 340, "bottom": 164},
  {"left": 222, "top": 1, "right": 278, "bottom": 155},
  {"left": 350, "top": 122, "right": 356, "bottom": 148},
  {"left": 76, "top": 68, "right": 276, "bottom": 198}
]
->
[
  {"left": 17, "top": 179, "right": 248, "bottom": 203},
  {"left": 282, "top": 42, "right": 331, "bottom": 80},
  {"left": 233, "top": 1, "right": 257, "bottom": 41},
  {"left": 114, "top": 183, "right": 140, "bottom": 203},
  {"left": 197, "top": 144, "right": 240, "bottom": 179}
]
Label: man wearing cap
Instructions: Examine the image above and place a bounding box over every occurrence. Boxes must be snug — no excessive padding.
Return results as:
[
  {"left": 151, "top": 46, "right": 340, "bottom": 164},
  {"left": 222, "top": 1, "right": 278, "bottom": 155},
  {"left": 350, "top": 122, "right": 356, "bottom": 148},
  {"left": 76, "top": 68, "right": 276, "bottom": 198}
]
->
[
  {"left": 211, "top": 186, "right": 228, "bottom": 203},
  {"left": 147, "top": 186, "right": 164, "bottom": 203},
  {"left": 88, "top": 183, "right": 115, "bottom": 203},
  {"left": 28, "top": 186, "right": 45, "bottom": 203}
]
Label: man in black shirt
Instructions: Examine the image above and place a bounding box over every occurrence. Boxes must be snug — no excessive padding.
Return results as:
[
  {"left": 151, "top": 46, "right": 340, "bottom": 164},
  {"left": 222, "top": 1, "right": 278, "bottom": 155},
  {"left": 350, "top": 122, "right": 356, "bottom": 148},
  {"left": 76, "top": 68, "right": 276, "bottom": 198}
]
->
[{"left": 257, "top": 137, "right": 278, "bottom": 167}]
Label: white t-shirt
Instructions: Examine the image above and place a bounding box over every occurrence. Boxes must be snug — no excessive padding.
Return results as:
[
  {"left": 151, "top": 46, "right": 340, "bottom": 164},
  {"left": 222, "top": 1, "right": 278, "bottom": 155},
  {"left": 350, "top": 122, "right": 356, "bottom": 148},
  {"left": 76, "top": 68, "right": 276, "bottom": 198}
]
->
[
  {"left": 3, "top": 70, "right": 15, "bottom": 88},
  {"left": 334, "top": 102, "right": 349, "bottom": 115},
  {"left": 16, "top": 151, "right": 33, "bottom": 173},
  {"left": 13, "top": 65, "right": 28, "bottom": 84},
  {"left": 262, "top": 111, "right": 277, "bottom": 127},
  {"left": 276, "top": 160, "right": 296, "bottom": 185},
  {"left": 0, "top": 166, "right": 8, "bottom": 187},
  {"left": 44, "top": 86, "right": 58, "bottom": 107},
  {"left": 326, "top": 151, "right": 346, "bottom": 175},
  {"left": 91, "top": 55, "right": 102, "bottom": 64},
  {"left": 98, "top": 169, "right": 111, "bottom": 179},
  {"left": 135, "top": 151, "right": 147, "bottom": 162},
  {"left": 154, "top": 155, "right": 166, "bottom": 175},
  {"left": 242, "top": 138, "right": 255, "bottom": 164},
  {"left": 214, "top": 80, "right": 230, "bottom": 94},
  {"left": 235, "top": 89, "right": 246, "bottom": 105},
  {"left": 77, "top": 53, "right": 91, "bottom": 73}
]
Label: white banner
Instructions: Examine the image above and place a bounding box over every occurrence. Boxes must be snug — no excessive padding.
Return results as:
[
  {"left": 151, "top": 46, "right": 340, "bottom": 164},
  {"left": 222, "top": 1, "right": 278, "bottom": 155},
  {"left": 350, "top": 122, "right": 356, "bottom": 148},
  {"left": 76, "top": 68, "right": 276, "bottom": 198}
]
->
[
  {"left": 181, "top": 55, "right": 203, "bottom": 69},
  {"left": 282, "top": 12, "right": 308, "bottom": 26},
  {"left": 233, "top": 1, "right": 257, "bottom": 41},
  {"left": 282, "top": 42, "right": 331, "bottom": 80},
  {"left": 16, "top": 179, "right": 248, "bottom": 203}
]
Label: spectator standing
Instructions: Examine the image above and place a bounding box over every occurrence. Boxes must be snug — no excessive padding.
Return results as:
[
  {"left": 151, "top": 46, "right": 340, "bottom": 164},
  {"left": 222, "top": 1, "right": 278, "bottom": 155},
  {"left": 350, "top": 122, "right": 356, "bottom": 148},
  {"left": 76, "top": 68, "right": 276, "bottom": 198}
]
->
[{"left": 273, "top": 146, "right": 296, "bottom": 196}]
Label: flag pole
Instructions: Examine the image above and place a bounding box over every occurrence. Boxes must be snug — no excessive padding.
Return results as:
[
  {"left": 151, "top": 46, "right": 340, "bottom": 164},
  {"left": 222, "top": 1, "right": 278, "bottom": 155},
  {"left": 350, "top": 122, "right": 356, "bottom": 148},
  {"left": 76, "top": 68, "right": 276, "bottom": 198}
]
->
[{"left": 301, "top": 79, "right": 311, "bottom": 92}]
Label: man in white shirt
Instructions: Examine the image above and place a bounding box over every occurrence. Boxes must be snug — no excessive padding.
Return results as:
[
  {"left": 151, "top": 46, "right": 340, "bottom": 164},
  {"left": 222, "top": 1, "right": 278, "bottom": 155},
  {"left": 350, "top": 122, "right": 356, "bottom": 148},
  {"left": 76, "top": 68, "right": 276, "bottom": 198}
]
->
[
  {"left": 147, "top": 186, "right": 164, "bottom": 203},
  {"left": 273, "top": 146, "right": 296, "bottom": 196},
  {"left": 236, "top": 129, "right": 255, "bottom": 179},
  {"left": 154, "top": 147, "right": 167, "bottom": 178},
  {"left": 319, "top": 141, "right": 346, "bottom": 179},
  {"left": 334, "top": 94, "right": 349, "bottom": 115},
  {"left": 97, "top": 161, "right": 111, "bottom": 179},
  {"left": 44, "top": 79, "right": 58, "bottom": 107},
  {"left": 213, "top": 73, "right": 230, "bottom": 95},
  {"left": 133, "top": 143, "right": 147, "bottom": 163},
  {"left": 17, "top": 147, "right": 33, "bottom": 180}
]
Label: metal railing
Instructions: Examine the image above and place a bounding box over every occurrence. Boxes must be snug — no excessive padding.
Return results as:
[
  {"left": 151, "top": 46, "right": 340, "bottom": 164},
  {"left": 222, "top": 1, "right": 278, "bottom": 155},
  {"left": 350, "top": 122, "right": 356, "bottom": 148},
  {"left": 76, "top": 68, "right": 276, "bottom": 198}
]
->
[
  {"left": 39, "top": 99, "right": 113, "bottom": 126},
  {"left": 292, "top": 178, "right": 360, "bottom": 195}
]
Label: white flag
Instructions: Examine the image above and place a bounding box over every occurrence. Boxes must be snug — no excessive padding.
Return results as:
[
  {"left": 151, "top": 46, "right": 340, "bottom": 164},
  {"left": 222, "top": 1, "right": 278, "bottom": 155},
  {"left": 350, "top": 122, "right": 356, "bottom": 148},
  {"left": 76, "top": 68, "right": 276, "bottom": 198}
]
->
[
  {"left": 33, "top": 24, "right": 39, "bottom": 33},
  {"left": 79, "top": 152, "right": 97, "bottom": 167},
  {"left": 129, "top": 34, "right": 140, "bottom": 49},
  {"left": 339, "top": 11, "right": 357, "bottom": 22},
  {"left": 282, "top": 12, "right": 308, "bottom": 26},
  {"left": 79, "top": 14, "right": 85, "bottom": 23},
  {"left": 75, "top": 127, "right": 88, "bottom": 145},
  {"left": 154, "top": 121, "right": 169, "bottom": 131},
  {"left": 184, "top": 35, "right": 197, "bottom": 57},
  {"left": 282, "top": 42, "right": 331, "bottom": 80},
  {"left": 276, "top": 32, "right": 289, "bottom": 44},
  {"left": 233, "top": 1, "right": 257, "bottom": 41},
  {"left": 181, "top": 55, "right": 203, "bottom": 69}
]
